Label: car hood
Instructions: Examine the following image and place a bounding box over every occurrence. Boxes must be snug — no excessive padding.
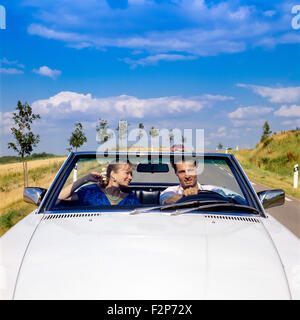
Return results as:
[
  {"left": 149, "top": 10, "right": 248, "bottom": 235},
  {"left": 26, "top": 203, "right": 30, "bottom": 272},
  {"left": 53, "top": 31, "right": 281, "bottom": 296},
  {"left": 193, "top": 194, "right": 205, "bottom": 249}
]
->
[{"left": 14, "top": 212, "right": 291, "bottom": 299}]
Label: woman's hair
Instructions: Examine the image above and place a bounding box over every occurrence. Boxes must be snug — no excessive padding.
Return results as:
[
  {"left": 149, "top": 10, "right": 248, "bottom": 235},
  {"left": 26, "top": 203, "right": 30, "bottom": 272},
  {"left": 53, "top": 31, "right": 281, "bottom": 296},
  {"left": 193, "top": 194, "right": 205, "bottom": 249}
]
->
[{"left": 104, "top": 162, "right": 134, "bottom": 186}]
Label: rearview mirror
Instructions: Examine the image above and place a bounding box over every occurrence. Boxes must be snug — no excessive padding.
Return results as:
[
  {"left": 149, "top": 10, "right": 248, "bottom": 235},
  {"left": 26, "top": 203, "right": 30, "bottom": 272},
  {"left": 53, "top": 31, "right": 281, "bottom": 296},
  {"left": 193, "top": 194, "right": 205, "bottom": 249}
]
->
[
  {"left": 257, "top": 189, "right": 285, "bottom": 209},
  {"left": 137, "top": 163, "right": 169, "bottom": 173},
  {"left": 24, "top": 187, "right": 47, "bottom": 206}
]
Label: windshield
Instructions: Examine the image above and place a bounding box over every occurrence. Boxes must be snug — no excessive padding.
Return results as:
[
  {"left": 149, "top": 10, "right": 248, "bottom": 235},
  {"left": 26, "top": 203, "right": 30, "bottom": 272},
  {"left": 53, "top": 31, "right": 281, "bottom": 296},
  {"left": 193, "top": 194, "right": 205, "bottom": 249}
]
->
[{"left": 50, "top": 153, "right": 251, "bottom": 212}]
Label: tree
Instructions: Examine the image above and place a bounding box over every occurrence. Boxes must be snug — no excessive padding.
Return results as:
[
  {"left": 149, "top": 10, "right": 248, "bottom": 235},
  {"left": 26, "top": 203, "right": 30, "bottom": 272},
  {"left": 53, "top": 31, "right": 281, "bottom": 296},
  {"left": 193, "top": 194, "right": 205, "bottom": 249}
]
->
[
  {"left": 8, "top": 101, "right": 41, "bottom": 187},
  {"left": 138, "top": 123, "right": 144, "bottom": 140},
  {"left": 96, "top": 118, "right": 112, "bottom": 145},
  {"left": 137, "top": 123, "right": 144, "bottom": 150},
  {"left": 169, "top": 130, "right": 174, "bottom": 145},
  {"left": 68, "top": 122, "right": 87, "bottom": 152},
  {"left": 116, "top": 120, "right": 130, "bottom": 149},
  {"left": 261, "top": 121, "right": 272, "bottom": 142},
  {"left": 149, "top": 126, "right": 159, "bottom": 151},
  {"left": 217, "top": 142, "right": 223, "bottom": 150},
  {"left": 149, "top": 126, "right": 159, "bottom": 139}
]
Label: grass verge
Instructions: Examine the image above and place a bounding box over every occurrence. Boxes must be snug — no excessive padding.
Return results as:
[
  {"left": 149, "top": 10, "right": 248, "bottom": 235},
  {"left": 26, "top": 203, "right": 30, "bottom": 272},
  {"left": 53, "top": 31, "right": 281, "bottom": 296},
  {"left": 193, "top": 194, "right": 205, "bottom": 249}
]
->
[
  {"left": 0, "top": 200, "right": 36, "bottom": 237},
  {"left": 234, "top": 153, "right": 300, "bottom": 200},
  {"left": 230, "top": 129, "right": 300, "bottom": 200}
]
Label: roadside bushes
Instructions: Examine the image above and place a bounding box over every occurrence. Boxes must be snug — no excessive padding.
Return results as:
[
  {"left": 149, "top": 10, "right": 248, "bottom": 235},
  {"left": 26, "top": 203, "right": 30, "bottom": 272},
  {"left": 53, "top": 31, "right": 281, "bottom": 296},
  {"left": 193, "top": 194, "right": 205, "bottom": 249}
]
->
[
  {"left": 248, "top": 134, "right": 299, "bottom": 175},
  {"left": 252, "top": 153, "right": 299, "bottom": 176}
]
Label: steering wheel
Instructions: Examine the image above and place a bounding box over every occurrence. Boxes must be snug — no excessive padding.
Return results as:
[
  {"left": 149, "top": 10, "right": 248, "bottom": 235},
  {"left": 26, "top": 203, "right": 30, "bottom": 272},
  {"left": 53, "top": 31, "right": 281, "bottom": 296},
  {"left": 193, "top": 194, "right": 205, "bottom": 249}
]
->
[{"left": 176, "top": 190, "right": 231, "bottom": 203}]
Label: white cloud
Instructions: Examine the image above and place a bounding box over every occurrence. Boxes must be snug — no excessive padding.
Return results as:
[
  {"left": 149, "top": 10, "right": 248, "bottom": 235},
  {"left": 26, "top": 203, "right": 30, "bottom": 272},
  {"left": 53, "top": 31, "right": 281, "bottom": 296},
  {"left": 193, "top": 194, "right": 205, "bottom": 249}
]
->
[
  {"left": 31, "top": 92, "right": 99, "bottom": 116},
  {"left": 25, "top": 1, "right": 292, "bottom": 60},
  {"left": 227, "top": 105, "right": 271, "bottom": 128},
  {"left": 210, "top": 126, "right": 227, "bottom": 137},
  {"left": 0, "top": 110, "right": 44, "bottom": 136},
  {"left": 264, "top": 10, "right": 276, "bottom": 17},
  {"left": 0, "top": 112, "right": 14, "bottom": 134},
  {"left": 200, "top": 94, "right": 235, "bottom": 102},
  {"left": 123, "top": 54, "right": 197, "bottom": 68},
  {"left": 237, "top": 83, "right": 300, "bottom": 103},
  {"left": 27, "top": 23, "right": 248, "bottom": 57},
  {"left": 230, "top": 119, "right": 265, "bottom": 128},
  {"left": 0, "top": 57, "right": 24, "bottom": 68},
  {"left": 0, "top": 68, "right": 24, "bottom": 75},
  {"left": 0, "top": 57, "right": 25, "bottom": 74},
  {"left": 28, "top": 23, "right": 88, "bottom": 42},
  {"left": 228, "top": 106, "right": 273, "bottom": 119},
  {"left": 274, "top": 104, "right": 300, "bottom": 117},
  {"left": 32, "top": 66, "right": 61, "bottom": 79},
  {"left": 31, "top": 91, "right": 232, "bottom": 120},
  {"left": 281, "top": 119, "right": 300, "bottom": 126},
  {"left": 0, "top": 57, "right": 17, "bottom": 65}
]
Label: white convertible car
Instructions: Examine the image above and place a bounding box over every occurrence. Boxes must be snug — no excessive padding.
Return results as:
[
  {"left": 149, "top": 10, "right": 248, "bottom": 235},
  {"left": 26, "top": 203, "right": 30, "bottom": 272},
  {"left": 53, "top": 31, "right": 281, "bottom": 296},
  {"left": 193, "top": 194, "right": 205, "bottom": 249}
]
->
[{"left": 1, "top": 151, "right": 299, "bottom": 300}]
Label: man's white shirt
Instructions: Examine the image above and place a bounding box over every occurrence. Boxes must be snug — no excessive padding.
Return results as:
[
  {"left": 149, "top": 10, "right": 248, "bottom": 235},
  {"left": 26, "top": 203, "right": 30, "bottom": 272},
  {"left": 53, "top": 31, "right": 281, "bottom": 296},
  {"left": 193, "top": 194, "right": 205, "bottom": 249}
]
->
[{"left": 159, "top": 183, "right": 220, "bottom": 205}]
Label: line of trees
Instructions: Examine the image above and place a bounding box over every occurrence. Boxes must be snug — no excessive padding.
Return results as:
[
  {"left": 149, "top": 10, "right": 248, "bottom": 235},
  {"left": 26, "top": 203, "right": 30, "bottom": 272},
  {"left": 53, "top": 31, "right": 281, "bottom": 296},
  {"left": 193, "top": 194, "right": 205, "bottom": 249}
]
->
[
  {"left": 7, "top": 103, "right": 164, "bottom": 185},
  {"left": 67, "top": 119, "right": 173, "bottom": 152},
  {"left": 8, "top": 99, "right": 275, "bottom": 187}
]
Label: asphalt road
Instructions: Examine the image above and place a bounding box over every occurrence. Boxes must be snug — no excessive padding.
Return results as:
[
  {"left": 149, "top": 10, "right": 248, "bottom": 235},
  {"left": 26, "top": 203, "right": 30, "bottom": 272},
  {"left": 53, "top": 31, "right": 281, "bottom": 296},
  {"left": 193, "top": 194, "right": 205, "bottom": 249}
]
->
[{"left": 250, "top": 180, "right": 300, "bottom": 239}]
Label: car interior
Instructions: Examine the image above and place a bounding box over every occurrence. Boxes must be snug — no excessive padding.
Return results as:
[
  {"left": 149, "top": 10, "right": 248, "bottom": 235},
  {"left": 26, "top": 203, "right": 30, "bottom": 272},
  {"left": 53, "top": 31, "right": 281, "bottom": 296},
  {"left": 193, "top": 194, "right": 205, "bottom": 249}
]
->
[{"left": 50, "top": 154, "right": 249, "bottom": 210}]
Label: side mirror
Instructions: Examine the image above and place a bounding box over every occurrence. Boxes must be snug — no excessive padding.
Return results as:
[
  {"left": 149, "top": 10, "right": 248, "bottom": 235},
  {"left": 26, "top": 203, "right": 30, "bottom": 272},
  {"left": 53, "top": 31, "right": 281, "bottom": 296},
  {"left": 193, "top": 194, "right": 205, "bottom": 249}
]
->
[
  {"left": 24, "top": 187, "right": 47, "bottom": 206},
  {"left": 257, "top": 189, "right": 285, "bottom": 209}
]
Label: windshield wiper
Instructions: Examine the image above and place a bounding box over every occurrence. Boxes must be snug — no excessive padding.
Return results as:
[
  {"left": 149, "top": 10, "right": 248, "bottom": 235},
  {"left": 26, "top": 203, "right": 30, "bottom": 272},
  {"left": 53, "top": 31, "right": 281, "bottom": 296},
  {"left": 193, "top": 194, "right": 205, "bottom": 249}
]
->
[
  {"left": 129, "top": 200, "right": 260, "bottom": 216},
  {"left": 129, "top": 205, "right": 162, "bottom": 215},
  {"left": 160, "top": 200, "right": 229, "bottom": 211},
  {"left": 171, "top": 202, "right": 260, "bottom": 216},
  {"left": 129, "top": 200, "right": 229, "bottom": 215}
]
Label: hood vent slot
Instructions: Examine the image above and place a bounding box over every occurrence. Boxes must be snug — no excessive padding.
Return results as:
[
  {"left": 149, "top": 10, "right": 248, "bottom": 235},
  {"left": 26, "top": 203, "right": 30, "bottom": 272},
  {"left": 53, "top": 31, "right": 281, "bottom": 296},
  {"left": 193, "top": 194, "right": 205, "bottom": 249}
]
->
[
  {"left": 204, "top": 215, "right": 260, "bottom": 223},
  {"left": 43, "top": 213, "right": 260, "bottom": 223},
  {"left": 43, "top": 213, "right": 101, "bottom": 220}
]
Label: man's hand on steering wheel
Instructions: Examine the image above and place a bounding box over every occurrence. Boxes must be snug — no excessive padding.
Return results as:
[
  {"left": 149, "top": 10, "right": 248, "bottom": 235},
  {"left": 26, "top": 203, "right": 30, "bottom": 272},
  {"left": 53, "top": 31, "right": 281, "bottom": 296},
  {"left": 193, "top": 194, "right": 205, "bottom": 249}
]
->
[
  {"left": 182, "top": 185, "right": 199, "bottom": 197},
  {"left": 176, "top": 189, "right": 230, "bottom": 204}
]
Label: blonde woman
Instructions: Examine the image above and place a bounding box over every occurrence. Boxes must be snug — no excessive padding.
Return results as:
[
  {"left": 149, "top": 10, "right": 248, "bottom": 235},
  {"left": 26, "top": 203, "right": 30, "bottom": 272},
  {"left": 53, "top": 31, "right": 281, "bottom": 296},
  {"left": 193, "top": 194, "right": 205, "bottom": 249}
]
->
[{"left": 59, "top": 162, "right": 140, "bottom": 206}]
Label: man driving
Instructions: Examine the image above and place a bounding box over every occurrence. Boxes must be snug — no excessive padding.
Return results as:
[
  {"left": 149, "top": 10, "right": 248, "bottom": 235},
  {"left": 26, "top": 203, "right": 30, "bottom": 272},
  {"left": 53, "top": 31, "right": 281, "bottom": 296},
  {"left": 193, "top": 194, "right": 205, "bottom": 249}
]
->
[{"left": 160, "top": 161, "right": 218, "bottom": 205}]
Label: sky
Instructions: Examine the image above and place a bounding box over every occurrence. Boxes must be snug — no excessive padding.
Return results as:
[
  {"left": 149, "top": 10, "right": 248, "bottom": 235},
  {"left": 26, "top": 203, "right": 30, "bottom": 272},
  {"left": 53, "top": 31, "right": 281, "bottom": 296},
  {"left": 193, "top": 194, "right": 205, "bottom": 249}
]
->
[{"left": 1, "top": 0, "right": 300, "bottom": 155}]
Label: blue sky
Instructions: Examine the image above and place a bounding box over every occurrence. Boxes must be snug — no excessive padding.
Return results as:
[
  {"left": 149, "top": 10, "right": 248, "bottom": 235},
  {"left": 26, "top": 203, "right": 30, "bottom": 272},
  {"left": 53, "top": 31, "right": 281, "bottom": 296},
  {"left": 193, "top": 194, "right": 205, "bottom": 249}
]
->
[{"left": 1, "top": 0, "right": 300, "bottom": 155}]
